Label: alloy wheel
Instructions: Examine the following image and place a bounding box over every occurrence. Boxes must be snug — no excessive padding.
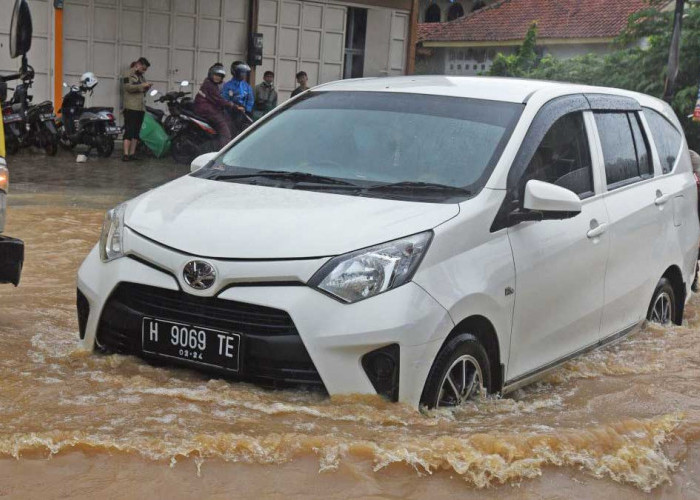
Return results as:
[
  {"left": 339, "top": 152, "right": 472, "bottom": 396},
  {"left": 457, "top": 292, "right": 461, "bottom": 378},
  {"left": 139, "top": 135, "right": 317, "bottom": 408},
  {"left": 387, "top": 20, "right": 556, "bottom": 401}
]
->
[
  {"left": 650, "top": 291, "right": 673, "bottom": 325},
  {"left": 436, "top": 354, "right": 483, "bottom": 407}
]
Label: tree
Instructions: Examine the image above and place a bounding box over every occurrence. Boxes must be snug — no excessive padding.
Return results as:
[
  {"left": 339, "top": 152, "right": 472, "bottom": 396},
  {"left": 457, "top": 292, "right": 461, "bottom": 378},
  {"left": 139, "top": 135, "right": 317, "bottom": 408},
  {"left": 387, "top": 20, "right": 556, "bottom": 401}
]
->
[
  {"left": 663, "top": 0, "right": 685, "bottom": 102},
  {"left": 488, "top": 2, "right": 700, "bottom": 149}
]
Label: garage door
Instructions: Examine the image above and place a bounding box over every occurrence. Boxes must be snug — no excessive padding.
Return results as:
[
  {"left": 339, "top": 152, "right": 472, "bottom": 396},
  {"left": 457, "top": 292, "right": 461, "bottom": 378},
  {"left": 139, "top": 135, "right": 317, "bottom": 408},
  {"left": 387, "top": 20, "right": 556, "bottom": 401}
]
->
[
  {"left": 63, "top": 0, "right": 248, "bottom": 120},
  {"left": 0, "top": 0, "right": 53, "bottom": 103},
  {"left": 258, "top": 0, "right": 346, "bottom": 101}
]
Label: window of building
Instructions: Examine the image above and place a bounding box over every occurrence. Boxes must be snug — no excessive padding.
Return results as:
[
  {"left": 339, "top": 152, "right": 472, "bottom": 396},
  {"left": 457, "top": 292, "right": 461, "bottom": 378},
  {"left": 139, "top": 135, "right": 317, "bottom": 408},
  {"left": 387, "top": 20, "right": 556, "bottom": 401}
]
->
[
  {"left": 643, "top": 108, "right": 682, "bottom": 174},
  {"left": 343, "top": 8, "right": 367, "bottom": 79},
  {"left": 595, "top": 112, "right": 653, "bottom": 188},
  {"left": 472, "top": 0, "right": 486, "bottom": 11},
  {"left": 522, "top": 112, "right": 594, "bottom": 198},
  {"left": 425, "top": 4, "right": 441, "bottom": 23},
  {"left": 447, "top": 3, "right": 465, "bottom": 21}
]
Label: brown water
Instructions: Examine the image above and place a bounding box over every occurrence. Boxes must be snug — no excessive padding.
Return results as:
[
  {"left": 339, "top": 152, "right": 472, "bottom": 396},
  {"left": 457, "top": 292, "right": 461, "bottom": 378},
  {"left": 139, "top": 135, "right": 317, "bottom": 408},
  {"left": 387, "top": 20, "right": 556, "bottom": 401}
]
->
[{"left": 0, "top": 153, "right": 699, "bottom": 499}]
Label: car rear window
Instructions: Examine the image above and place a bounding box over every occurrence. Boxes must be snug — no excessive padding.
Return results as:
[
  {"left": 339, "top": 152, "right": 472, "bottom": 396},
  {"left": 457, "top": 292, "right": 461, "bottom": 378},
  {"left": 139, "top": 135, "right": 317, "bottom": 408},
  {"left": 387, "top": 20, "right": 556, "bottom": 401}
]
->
[
  {"left": 594, "top": 111, "right": 653, "bottom": 188},
  {"left": 643, "top": 108, "right": 682, "bottom": 174}
]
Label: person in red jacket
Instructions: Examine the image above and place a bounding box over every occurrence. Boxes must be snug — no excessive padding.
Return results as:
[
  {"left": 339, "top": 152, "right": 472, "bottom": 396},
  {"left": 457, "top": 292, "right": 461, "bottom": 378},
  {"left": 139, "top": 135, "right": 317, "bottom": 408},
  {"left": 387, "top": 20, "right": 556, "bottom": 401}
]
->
[{"left": 194, "top": 63, "right": 236, "bottom": 147}]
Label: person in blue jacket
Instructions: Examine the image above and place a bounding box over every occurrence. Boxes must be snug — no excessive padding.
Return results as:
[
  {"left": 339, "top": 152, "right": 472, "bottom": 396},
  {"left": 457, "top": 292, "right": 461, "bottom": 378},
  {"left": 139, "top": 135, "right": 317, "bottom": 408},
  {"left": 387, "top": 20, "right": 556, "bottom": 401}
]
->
[{"left": 222, "top": 61, "right": 254, "bottom": 114}]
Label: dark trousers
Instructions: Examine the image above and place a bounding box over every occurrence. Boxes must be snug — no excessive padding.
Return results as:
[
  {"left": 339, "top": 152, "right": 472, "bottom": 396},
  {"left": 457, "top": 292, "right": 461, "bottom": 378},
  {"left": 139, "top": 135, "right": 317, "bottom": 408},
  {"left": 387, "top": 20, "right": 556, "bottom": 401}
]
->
[{"left": 200, "top": 111, "right": 231, "bottom": 148}]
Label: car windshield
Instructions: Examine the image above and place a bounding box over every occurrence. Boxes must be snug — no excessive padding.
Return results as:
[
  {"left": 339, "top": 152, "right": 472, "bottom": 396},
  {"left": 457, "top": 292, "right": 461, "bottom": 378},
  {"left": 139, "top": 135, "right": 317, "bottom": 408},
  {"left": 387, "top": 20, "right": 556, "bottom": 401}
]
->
[{"left": 193, "top": 91, "right": 523, "bottom": 202}]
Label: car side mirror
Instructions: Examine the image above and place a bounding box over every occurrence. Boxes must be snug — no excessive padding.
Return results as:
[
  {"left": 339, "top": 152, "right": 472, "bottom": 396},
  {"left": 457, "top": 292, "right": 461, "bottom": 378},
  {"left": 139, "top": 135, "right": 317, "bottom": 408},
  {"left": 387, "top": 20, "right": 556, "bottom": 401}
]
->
[
  {"left": 190, "top": 152, "right": 218, "bottom": 172},
  {"left": 10, "top": 0, "right": 32, "bottom": 59},
  {"left": 521, "top": 180, "right": 582, "bottom": 219}
]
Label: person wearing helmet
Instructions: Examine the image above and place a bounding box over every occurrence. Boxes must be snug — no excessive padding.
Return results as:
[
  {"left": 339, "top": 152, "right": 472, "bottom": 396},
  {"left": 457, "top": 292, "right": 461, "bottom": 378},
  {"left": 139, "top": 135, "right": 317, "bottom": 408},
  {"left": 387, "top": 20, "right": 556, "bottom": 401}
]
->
[
  {"left": 121, "top": 56, "right": 151, "bottom": 161},
  {"left": 194, "top": 62, "right": 236, "bottom": 147},
  {"left": 222, "top": 61, "right": 254, "bottom": 115}
]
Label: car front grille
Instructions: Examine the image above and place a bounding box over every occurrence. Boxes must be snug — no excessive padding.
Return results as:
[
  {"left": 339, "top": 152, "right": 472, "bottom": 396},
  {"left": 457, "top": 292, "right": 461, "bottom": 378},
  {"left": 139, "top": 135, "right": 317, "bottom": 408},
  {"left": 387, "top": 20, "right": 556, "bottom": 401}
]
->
[{"left": 95, "top": 282, "right": 324, "bottom": 387}]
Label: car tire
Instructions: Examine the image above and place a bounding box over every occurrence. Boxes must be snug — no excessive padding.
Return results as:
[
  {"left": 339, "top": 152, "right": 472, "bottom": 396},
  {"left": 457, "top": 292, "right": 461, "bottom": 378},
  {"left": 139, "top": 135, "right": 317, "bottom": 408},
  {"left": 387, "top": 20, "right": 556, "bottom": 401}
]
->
[
  {"left": 420, "top": 333, "right": 491, "bottom": 409},
  {"left": 647, "top": 277, "right": 676, "bottom": 325}
]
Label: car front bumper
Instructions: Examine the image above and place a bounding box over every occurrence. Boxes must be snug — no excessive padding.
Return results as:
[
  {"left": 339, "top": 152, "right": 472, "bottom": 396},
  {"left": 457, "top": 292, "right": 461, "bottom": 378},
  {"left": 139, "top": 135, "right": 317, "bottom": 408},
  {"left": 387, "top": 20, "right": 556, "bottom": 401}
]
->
[{"left": 77, "top": 229, "right": 455, "bottom": 408}]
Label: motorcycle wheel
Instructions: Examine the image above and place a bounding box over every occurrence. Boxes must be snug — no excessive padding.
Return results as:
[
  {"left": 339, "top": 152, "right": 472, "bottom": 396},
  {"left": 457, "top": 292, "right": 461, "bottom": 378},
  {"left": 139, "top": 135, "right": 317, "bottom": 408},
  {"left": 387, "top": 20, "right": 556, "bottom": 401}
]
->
[
  {"left": 95, "top": 135, "right": 114, "bottom": 158},
  {"left": 43, "top": 132, "right": 58, "bottom": 156},
  {"left": 171, "top": 134, "right": 201, "bottom": 165}
]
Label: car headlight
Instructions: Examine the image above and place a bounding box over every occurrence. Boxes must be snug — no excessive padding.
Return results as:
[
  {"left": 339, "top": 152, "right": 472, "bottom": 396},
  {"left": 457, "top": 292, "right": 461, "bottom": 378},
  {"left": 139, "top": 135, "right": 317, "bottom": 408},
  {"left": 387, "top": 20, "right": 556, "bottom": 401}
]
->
[
  {"left": 309, "top": 231, "right": 433, "bottom": 303},
  {"left": 0, "top": 163, "right": 9, "bottom": 194},
  {"left": 99, "top": 203, "right": 127, "bottom": 262}
]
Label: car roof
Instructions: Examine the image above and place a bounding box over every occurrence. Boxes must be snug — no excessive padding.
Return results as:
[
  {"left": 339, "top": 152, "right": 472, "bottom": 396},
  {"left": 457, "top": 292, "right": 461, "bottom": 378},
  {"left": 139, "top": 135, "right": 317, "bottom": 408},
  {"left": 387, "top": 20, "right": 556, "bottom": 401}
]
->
[{"left": 314, "top": 75, "right": 662, "bottom": 109}]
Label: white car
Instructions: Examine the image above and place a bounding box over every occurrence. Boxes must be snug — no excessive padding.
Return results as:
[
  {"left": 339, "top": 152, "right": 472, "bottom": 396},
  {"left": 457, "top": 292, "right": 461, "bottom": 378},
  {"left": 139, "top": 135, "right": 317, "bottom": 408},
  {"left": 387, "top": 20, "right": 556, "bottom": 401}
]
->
[{"left": 77, "top": 77, "right": 699, "bottom": 409}]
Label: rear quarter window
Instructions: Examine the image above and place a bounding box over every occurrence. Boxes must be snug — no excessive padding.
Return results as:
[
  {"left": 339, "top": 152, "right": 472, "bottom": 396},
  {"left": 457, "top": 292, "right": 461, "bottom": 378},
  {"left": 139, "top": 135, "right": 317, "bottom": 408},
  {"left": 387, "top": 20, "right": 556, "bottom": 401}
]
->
[{"left": 643, "top": 108, "right": 682, "bottom": 174}]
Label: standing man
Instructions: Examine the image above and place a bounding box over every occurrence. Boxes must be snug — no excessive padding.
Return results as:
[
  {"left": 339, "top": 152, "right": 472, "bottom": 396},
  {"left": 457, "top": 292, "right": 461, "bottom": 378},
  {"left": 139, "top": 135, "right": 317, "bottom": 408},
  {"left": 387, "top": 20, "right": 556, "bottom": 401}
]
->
[
  {"left": 252, "top": 70, "right": 277, "bottom": 120},
  {"left": 290, "top": 71, "right": 309, "bottom": 98},
  {"left": 121, "top": 57, "right": 151, "bottom": 162}
]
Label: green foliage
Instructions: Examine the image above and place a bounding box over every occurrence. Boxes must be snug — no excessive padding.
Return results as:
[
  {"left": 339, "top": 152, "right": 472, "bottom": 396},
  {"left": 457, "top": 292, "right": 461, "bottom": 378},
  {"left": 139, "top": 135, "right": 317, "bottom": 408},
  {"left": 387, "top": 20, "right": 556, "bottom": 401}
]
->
[
  {"left": 489, "top": 23, "right": 539, "bottom": 77},
  {"left": 487, "top": 2, "right": 700, "bottom": 149}
]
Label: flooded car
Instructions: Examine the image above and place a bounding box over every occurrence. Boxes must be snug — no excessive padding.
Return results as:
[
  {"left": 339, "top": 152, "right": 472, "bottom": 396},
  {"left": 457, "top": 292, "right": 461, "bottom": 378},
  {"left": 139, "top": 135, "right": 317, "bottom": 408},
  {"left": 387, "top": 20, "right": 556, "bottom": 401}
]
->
[{"left": 77, "top": 76, "right": 699, "bottom": 409}]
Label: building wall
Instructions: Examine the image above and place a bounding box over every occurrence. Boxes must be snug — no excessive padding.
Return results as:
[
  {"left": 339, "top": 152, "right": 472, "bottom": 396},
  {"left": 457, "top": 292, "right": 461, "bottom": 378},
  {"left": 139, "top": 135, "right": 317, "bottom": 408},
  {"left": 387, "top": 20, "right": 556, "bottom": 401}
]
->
[
  {"left": 422, "top": 42, "right": 618, "bottom": 77},
  {"left": 1, "top": 0, "right": 409, "bottom": 118}
]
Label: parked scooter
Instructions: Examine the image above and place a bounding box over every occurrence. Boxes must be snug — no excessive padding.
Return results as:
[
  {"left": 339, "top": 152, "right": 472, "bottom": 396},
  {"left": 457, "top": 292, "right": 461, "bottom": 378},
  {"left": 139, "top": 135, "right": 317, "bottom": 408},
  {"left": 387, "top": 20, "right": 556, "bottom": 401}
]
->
[
  {"left": 136, "top": 82, "right": 190, "bottom": 158},
  {"left": 1, "top": 65, "right": 58, "bottom": 156},
  {"left": 57, "top": 72, "right": 120, "bottom": 157}
]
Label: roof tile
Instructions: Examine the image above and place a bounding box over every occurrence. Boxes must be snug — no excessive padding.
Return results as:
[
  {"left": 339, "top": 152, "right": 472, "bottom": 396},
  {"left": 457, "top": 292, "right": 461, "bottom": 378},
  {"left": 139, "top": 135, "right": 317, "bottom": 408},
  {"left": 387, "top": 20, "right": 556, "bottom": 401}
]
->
[{"left": 419, "top": 0, "right": 654, "bottom": 43}]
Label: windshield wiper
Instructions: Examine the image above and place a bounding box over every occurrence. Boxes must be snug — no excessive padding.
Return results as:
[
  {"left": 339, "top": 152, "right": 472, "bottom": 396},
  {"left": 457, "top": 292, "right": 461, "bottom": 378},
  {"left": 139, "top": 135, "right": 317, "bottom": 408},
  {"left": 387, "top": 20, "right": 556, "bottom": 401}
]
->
[
  {"left": 364, "top": 181, "right": 471, "bottom": 196},
  {"left": 208, "top": 170, "right": 360, "bottom": 187}
]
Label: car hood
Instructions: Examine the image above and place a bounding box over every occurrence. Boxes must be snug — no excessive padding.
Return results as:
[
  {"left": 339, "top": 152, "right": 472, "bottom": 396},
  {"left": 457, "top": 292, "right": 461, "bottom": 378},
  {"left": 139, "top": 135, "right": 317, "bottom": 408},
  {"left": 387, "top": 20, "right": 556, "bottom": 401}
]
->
[{"left": 124, "top": 176, "right": 459, "bottom": 259}]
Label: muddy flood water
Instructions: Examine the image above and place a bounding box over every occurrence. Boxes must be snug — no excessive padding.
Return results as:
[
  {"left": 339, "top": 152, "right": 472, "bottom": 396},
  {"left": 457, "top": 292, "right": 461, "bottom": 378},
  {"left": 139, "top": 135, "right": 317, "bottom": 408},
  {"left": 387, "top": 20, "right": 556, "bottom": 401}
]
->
[{"left": 0, "top": 153, "right": 699, "bottom": 499}]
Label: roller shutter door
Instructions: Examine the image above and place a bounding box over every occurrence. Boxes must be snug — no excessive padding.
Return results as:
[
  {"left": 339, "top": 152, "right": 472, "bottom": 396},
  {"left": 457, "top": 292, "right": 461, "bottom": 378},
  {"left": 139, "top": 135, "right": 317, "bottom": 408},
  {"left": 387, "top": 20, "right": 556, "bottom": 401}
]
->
[
  {"left": 62, "top": 0, "right": 248, "bottom": 120},
  {"left": 258, "top": 0, "right": 346, "bottom": 101}
]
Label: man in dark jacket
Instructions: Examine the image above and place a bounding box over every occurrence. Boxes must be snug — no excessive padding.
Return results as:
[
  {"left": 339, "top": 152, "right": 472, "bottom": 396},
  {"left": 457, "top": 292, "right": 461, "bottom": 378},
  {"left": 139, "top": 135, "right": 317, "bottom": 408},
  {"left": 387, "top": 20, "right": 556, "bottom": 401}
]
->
[{"left": 194, "top": 63, "right": 236, "bottom": 147}]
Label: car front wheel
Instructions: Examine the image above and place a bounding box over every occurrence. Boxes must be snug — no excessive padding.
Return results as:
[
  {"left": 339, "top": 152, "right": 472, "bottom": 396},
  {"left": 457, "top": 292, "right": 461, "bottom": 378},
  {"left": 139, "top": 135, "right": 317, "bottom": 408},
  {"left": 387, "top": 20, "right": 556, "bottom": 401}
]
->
[{"left": 420, "top": 333, "right": 491, "bottom": 409}]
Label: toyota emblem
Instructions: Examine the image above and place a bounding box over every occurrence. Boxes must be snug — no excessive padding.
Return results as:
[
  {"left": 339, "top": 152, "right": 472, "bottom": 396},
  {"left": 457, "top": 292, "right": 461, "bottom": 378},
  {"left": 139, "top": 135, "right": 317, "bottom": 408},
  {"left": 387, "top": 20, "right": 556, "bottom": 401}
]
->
[{"left": 182, "top": 260, "right": 216, "bottom": 290}]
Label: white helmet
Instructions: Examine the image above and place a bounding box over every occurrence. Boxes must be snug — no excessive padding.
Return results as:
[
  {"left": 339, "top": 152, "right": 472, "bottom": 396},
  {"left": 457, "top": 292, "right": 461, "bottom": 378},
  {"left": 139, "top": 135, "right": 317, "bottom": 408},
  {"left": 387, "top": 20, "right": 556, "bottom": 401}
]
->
[{"left": 80, "top": 72, "right": 98, "bottom": 90}]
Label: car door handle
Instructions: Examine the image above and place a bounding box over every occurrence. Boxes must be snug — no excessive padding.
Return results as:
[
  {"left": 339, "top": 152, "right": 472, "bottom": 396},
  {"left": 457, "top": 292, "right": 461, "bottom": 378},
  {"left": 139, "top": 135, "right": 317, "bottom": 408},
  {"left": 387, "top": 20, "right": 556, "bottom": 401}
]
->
[
  {"left": 655, "top": 193, "right": 671, "bottom": 206},
  {"left": 587, "top": 223, "right": 608, "bottom": 239}
]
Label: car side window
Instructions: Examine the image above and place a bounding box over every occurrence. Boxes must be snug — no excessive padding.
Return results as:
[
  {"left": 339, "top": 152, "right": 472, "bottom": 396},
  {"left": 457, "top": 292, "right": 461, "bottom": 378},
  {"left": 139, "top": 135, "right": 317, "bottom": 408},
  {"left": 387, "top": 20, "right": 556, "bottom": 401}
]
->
[
  {"left": 595, "top": 112, "right": 652, "bottom": 188},
  {"left": 520, "top": 112, "right": 594, "bottom": 199},
  {"left": 643, "top": 108, "right": 682, "bottom": 174}
]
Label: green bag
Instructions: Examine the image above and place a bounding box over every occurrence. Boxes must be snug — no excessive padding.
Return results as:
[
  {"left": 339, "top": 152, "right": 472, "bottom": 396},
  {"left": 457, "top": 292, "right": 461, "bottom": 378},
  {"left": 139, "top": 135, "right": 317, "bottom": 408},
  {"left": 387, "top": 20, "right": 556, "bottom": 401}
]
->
[{"left": 139, "top": 112, "right": 171, "bottom": 158}]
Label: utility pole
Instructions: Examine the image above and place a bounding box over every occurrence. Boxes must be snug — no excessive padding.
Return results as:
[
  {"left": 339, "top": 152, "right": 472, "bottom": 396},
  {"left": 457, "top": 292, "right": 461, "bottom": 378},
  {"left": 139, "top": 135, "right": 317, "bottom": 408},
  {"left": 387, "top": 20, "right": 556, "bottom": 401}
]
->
[{"left": 663, "top": 0, "right": 685, "bottom": 103}]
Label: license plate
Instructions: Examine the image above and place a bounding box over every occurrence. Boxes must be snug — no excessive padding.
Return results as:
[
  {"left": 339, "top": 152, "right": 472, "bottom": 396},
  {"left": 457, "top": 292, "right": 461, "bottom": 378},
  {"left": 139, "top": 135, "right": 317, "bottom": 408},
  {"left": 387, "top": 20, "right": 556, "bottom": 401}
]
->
[
  {"left": 142, "top": 317, "right": 241, "bottom": 372},
  {"left": 105, "top": 126, "right": 120, "bottom": 134},
  {"left": 41, "top": 113, "right": 55, "bottom": 121},
  {"left": 3, "top": 114, "right": 21, "bottom": 123}
]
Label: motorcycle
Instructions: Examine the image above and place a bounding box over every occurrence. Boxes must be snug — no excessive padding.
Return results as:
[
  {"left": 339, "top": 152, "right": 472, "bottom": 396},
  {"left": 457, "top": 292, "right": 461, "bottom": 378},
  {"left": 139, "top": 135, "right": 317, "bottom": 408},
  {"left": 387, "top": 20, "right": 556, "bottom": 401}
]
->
[
  {"left": 146, "top": 84, "right": 218, "bottom": 164},
  {"left": 57, "top": 73, "right": 120, "bottom": 157},
  {"left": 162, "top": 89, "right": 252, "bottom": 164},
  {"left": 1, "top": 66, "right": 58, "bottom": 156}
]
